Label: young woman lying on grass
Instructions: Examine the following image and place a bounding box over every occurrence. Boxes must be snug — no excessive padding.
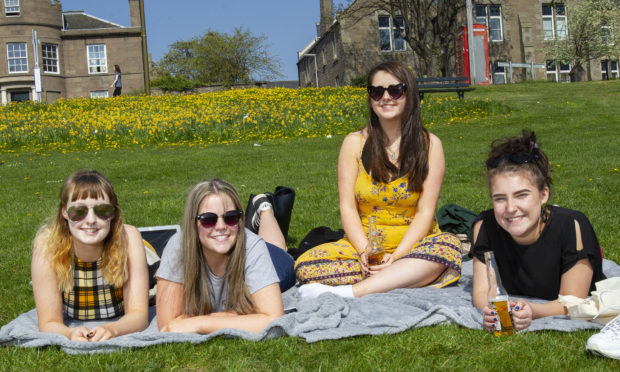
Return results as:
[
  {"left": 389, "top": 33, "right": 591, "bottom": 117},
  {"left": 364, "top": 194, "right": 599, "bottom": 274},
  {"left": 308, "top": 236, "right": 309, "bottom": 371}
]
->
[
  {"left": 471, "top": 131, "right": 606, "bottom": 331},
  {"left": 32, "top": 170, "right": 149, "bottom": 341},
  {"left": 295, "top": 61, "right": 462, "bottom": 298},
  {"left": 156, "top": 179, "right": 294, "bottom": 334}
]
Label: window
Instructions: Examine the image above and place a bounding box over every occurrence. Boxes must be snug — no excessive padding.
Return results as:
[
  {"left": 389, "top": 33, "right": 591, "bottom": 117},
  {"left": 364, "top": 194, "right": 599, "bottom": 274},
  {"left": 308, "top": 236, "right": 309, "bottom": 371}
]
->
[
  {"left": 601, "top": 60, "right": 619, "bottom": 80},
  {"left": 542, "top": 4, "right": 567, "bottom": 40},
  {"left": 546, "top": 60, "right": 571, "bottom": 82},
  {"left": 87, "top": 44, "right": 107, "bottom": 73},
  {"left": 4, "top": 0, "right": 19, "bottom": 16},
  {"left": 378, "top": 15, "right": 406, "bottom": 52},
  {"left": 7, "top": 42, "right": 27, "bottom": 73},
  {"left": 475, "top": 4, "right": 503, "bottom": 41},
  {"left": 493, "top": 62, "right": 506, "bottom": 84},
  {"left": 333, "top": 34, "right": 339, "bottom": 59},
  {"left": 10, "top": 90, "right": 29, "bottom": 102},
  {"left": 42, "top": 44, "right": 59, "bottom": 73},
  {"left": 90, "top": 91, "right": 109, "bottom": 99},
  {"left": 601, "top": 26, "right": 613, "bottom": 46}
]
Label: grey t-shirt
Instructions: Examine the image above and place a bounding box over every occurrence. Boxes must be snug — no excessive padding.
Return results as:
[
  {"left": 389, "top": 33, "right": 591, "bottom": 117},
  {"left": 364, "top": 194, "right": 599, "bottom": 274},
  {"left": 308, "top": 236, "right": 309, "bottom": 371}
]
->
[{"left": 157, "top": 228, "right": 279, "bottom": 313}]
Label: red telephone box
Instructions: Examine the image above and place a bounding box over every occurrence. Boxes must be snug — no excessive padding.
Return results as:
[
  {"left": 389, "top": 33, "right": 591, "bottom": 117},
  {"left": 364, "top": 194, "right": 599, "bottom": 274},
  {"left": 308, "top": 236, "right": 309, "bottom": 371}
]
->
[{"left": 455, "top": 24, "right": 490, "bottom": 85}]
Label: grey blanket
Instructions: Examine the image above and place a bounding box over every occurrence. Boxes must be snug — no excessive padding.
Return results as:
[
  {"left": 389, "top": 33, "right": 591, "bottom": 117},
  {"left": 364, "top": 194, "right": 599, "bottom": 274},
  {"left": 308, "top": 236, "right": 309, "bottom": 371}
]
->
[{"left": 2, "top": 259, "right": 619, "bottom": 354}]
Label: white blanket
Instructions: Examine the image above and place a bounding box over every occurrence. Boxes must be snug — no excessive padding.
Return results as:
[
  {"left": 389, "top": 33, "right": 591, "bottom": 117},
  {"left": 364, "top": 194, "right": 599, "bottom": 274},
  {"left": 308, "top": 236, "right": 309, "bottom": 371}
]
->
[{"left": 2, "top": 259, "right": 619, "bottom": 354}]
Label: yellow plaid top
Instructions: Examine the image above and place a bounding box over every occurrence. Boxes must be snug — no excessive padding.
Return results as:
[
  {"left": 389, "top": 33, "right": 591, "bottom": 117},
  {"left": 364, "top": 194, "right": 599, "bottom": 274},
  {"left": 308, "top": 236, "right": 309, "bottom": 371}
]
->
[{"left": 62, "top": 257, "right": 124, "bottom": 320}]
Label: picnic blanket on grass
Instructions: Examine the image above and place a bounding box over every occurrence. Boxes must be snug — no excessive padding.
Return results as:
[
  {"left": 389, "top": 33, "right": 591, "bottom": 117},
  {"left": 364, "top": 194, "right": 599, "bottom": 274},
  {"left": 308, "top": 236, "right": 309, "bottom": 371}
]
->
[{"left": 2, "top": 259, "right": 619, "bottom": 354}]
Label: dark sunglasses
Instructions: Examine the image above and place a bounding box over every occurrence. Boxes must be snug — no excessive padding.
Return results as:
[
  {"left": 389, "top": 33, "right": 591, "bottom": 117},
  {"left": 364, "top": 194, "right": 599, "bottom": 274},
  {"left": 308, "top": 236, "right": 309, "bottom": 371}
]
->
[
  {"left": 488, "top": 153, "right": 538, "bottom": 169},
  {"left": 196, "top": 210, "right": 243, "bottom": 228},
  {"left": 367, "top": 83, "right": 407, "bottom": 101},
  {"left": 66, "top": 204, "right": 116, "bottom": 222}
]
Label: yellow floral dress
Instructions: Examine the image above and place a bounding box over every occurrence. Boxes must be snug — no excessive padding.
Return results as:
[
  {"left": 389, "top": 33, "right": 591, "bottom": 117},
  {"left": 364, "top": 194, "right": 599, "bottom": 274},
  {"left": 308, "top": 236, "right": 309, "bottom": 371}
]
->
[{"left": 294, "top": 136, "right": 462, "bottom": 287}]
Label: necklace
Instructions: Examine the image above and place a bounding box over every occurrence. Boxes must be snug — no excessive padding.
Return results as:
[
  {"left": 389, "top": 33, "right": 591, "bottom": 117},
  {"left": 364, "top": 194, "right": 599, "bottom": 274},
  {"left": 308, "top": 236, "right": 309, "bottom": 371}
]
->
[
  {"left": 388, "top": 149, "right": 397, "bottom": 161},
  {"left": 386, "top": 139, "right": 400, "bottom": 161}
]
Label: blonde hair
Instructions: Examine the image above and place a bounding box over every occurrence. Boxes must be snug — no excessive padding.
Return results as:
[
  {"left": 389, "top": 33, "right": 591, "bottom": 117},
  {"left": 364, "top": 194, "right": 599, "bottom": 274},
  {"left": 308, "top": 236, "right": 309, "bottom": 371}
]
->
[
  {"left": 34, "top": 170, "right": 128, "bottom": 293},
  {"left": 181, "top": 179, "right": 254, "bottom": 316}
]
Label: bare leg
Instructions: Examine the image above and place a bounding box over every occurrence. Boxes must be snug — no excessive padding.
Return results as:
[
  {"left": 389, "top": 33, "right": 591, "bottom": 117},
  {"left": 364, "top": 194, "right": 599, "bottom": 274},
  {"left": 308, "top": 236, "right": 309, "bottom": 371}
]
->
[
  {"left": 257, "top": 209, "right": 286, "bottom": 250},
  {"left": 351, "top": 258, "right": 445, "bottom": 297}
]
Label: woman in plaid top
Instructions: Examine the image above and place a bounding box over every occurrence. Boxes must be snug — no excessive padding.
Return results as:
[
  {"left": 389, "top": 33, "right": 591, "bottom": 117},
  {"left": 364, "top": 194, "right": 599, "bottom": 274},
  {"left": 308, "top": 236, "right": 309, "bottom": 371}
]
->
[{"left": 31, "top": 170, "right": 149, "bottom": 341}]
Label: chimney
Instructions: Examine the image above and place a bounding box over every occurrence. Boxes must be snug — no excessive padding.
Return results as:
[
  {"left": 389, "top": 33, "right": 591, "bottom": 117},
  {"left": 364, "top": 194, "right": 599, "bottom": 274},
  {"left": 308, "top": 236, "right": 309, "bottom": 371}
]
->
[
  {"left": 128, "top": 0, "right": 141, "bottom": 27},
  {"left": 319, "top": 0, "right": 333, "bottom": 36}
]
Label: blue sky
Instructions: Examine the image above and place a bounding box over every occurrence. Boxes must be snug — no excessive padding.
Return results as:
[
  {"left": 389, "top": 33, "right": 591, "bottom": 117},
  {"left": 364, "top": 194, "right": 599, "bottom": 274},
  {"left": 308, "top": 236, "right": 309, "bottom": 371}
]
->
[{"left": 60, "top": 1, "right": 320, "bottom": 81}]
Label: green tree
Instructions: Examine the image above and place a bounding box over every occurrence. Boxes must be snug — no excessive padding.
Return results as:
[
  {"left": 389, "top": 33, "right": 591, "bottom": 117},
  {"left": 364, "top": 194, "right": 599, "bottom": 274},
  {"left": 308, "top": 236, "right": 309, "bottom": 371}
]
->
[
  {"left": 154, "top": 28, "right": 282, "bottom": 87},
  {"left": 337, "top": 0, "right": 465, "bottom": 77},
  {"left": 545, "top": 0, "right": 620, "bottom": 81}
]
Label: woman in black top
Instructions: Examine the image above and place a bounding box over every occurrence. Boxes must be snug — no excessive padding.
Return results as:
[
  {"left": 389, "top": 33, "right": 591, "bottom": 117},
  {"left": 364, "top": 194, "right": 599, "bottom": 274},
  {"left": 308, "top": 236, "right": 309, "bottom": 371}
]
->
[{"left": 471, "top": 131, "right": 605, "bottom": 331}]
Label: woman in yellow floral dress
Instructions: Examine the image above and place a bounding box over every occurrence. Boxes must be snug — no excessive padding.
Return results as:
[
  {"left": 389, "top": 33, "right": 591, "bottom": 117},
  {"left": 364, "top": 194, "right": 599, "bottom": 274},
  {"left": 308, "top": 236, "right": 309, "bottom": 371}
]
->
[{"left": 295, "top": 62, "right": 462, "bottom": 298}]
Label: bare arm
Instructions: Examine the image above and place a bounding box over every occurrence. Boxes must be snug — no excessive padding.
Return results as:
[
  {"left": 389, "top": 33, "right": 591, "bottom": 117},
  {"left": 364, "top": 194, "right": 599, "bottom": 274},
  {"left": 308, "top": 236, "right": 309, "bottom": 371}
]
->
[
  {"left": 470, "top": 220, "right": 489, "bottom": 310},
  {"left": 32, "top": 232, "right": 90, "bottom": 341},
  {"left": 156, "top": 278, "right": 184, "bottom": 330},
  {"left": 160, "top": 283, "right": 284, "bottom": 334},
  {"left": 337, "top": 131, "right": 367, "bottom": 254},
  {"left": 110, "top": 74, "right": 119, "bottom": 88},
  {"left": 88, "top": 225, "right": 149, "bottom": 341},
  {"left": 391, "top": 133, "right": 445, "bottom": 259}
]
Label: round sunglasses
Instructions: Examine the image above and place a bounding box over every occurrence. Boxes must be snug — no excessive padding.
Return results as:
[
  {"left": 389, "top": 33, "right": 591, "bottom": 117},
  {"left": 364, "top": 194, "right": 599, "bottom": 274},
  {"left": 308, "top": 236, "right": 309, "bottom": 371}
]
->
[
  {"left": 66, "top": 204, "right": 116, "bottom": 222},
  {"left": 196, "top": 210, "right": 243, "bottom": 228},
  {"left": 367, "top": 83, "right": 407, "bottom": 101}
]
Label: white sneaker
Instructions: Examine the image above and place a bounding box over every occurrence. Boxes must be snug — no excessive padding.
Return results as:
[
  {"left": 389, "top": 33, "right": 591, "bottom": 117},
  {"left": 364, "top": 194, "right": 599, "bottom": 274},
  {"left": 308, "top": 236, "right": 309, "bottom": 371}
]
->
[{"left": 586, "top": 313, "right": 620, "bottom": 359}]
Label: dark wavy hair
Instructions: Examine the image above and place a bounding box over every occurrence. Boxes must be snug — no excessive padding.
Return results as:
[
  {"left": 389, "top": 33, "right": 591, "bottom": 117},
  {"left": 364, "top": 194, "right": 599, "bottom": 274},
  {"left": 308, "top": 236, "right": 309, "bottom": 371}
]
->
[
  {"left": 365, "top": 61, "right": 428, "bottom": 192},
  {"left": 486, "top": 130, "right": 552, "bottom": 196}
]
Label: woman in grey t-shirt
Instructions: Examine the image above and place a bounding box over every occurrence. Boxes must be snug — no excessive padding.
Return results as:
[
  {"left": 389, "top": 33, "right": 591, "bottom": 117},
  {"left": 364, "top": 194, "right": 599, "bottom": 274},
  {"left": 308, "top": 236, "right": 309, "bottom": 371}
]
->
[{"left": 156, "top": 179, "right": 287, "bottom": 334}]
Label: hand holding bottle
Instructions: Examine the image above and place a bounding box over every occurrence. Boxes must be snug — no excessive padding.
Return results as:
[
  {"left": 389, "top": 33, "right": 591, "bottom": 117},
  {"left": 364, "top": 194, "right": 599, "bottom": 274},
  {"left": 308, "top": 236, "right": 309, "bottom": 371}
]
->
[
  {"left": 484, "top": 251, "right": 515, "bottom": 336},
  {"left": 510, "top": 299, "right": 532, "bottom": 330},
  {"left": 367, "top": 253, "right": 395, "bottom": 275}
]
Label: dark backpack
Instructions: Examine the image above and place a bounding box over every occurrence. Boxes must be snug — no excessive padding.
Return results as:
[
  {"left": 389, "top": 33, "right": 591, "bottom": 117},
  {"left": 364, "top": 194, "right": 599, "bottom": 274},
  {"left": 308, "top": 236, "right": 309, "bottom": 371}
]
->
[{"left": 287, "top": 226, "right": 344, "bottom": 260}]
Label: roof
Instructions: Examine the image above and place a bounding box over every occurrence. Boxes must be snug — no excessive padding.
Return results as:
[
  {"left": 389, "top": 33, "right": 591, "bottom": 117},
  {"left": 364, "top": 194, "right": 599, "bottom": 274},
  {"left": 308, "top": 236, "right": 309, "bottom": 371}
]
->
[
  {"left": 265, "top": 80, "right": 300, "bottom": 89},
  {"left": 62, "top": 11, "right": 123, "bottom": 30}
]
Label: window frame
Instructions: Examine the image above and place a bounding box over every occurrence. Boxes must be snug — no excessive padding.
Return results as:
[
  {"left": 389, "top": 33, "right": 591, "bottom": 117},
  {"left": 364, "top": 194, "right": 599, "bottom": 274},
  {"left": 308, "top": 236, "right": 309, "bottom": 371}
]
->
[
  {"left": 7, "top": 42, "right": 28, "bottom": 73},
  {"left": 41, "top": 43, "right": 59, "bottom": 74},
  {"left": 542, "top": 4, "right": 568, "bottom": 40},
  {"left": 4, "top": 0, "right": 20, "bottom": 17},
  {"left": 378, "top": 14, "right": 406, "bottom": 52},
  {"left": 87, "top": 44, "right": 107, "bottom": 74},
  {"left": 601, "top": 60, "right": 618, "bottom": 79},
  {"left": 475, "top": 4, "right": 504, "bottom": 42},
  {"left": 546, "top": 60, "right": 571, "bottom": 82},
  {"left": 492, "top": 62, "right": 506, "bottom": 84},
  {"left": 90, "top": 91, "right": 109, "bottom": 99},
  {"left": 601, "top": 26, "right": 614, "bottom": 46},
  {"left": 332, "top": 33, "right": 338, "bottom": 59}
]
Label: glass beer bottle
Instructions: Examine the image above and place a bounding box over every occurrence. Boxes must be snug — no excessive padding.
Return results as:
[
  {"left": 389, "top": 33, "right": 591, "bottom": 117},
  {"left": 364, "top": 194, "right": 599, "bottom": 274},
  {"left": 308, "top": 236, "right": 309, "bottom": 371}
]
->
[
  {"left": 484, "top": 251, "right": 515, "bottom": 336},
  {"left": 366, "top": 216, "right": 385, "bottom": 266}
]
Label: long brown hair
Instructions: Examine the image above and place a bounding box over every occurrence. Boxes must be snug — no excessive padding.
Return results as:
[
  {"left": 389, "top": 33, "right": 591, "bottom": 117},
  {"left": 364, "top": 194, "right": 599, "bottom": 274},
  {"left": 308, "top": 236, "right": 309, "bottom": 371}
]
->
[
  {"left": 34, "top": 170, "right": 127, "bottom": 293},
  {"left": 181, "top": 179, "right": 254, "bottom": 316},
  {"left": 365, "top": 61, "right": 429, "bottom": 192}
]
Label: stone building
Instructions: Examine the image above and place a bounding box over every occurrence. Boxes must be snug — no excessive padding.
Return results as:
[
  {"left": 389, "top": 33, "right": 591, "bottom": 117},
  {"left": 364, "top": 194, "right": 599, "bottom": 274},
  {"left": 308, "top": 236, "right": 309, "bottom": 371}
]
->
[
  {"left": 298, "top": 0, "right": 618, "bottom": 87},
  {"left": 0, "top": 0, "right": 147, "bottom": 104}
]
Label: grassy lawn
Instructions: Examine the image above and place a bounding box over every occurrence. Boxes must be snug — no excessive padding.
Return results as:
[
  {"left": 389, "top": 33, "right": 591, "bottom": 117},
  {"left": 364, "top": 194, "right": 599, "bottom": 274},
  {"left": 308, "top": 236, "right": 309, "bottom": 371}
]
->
[{"left": 0, "top": 80, "right": 618, "bottom": 370}]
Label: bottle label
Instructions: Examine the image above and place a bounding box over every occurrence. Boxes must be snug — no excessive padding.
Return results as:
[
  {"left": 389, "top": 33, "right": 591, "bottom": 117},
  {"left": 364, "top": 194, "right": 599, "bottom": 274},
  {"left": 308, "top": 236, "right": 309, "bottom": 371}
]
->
[{"left": 489, "top": 296, "right": 515, "bottom": 335}]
